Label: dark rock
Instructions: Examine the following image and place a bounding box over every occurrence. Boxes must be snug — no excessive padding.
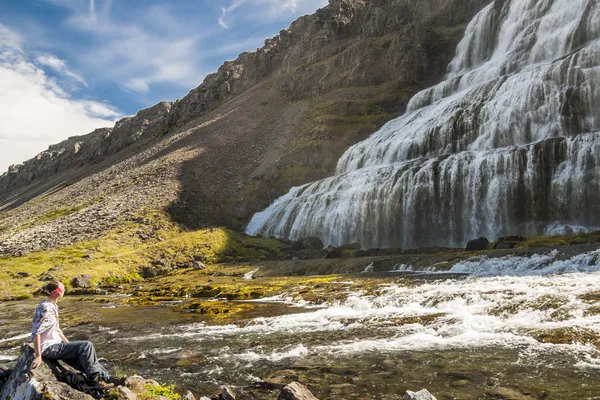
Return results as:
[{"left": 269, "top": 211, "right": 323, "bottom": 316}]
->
[
  {"left": 403, "top": 389, "right": 437, "bottom": 400},
  {"left": 0, "top": 345, "right": 94, "bottom": 400},
  {"left": 340, "top": 242, "right": 361, "bottom": 250},
  {"left": 278, "top": 382, "right": 319, "bottom": 400},
  {"left": 298, "top": 237, "right": 324, "bottom": 250},
  {"left": 16, "top": 272, "right": 30, "bottom": 278},
  {"left": 324, "top": 245, "right": 342, "bottom": 258},
  {"left": 71, "top": 275, "right": 92, "bottom": 288},
  {"left": 564, "top": 226, "right": 575, "bottom": 236},
  {"left": 498, "top": 235, "right": 525, "bottom": 242},
  {"left": 466, "top": 237, "right": 489, "bottom": 251},
  {"left": 140, "top": 267, "right": 158, "bottom": 279}
]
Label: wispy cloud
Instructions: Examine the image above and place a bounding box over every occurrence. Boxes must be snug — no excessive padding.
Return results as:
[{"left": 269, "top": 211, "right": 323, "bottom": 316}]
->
[
  {"left": 53, "top": 2, "right": 209, "bottom": 96},
  {"left": 36, "top": 54, "right": 87, "bottom": 85},
  {"left": 218, "top": 0, "right": 327, "bottom": 29},
  {"left": 0, "top": 24, "right": 120, "bottom": 172}
]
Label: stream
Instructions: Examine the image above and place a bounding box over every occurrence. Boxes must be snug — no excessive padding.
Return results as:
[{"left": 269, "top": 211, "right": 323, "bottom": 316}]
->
[{"left": 2, "top": 249, "right": 600, "bottom": 399}]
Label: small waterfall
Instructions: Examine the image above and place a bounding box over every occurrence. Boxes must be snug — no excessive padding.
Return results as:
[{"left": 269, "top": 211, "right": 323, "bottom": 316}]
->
[{"left": 248, "top": 0, "right": 600, "bottom": 248}]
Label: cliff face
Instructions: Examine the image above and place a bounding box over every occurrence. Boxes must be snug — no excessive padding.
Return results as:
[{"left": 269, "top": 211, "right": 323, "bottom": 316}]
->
[{"left": 0, "top": 0, "right": 490, "bottom": 254}]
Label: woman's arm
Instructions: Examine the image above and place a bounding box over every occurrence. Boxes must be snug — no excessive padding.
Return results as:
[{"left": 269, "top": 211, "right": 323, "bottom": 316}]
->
[
  {"left": 59, "top": 331, "right": 69, "bottom": 343},
  {"left": 31, "top": 334, "right": 42, "bottom": 369}
]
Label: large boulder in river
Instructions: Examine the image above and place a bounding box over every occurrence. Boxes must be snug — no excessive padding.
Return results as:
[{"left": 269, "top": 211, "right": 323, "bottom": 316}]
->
[
  {"left": 403, "top": 389, "right": 437, "bottom": 400},
  {"left": 465, "top": 237, "right": 489, "bottom": 251},
  {"left": 0, "top": 345, "right": 93, "bottom": 400}
]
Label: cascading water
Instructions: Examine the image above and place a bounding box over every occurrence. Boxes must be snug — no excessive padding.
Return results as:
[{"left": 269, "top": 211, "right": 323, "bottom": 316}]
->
[{"left": 247, "top": 0, "right": 600, "bottom": 249}]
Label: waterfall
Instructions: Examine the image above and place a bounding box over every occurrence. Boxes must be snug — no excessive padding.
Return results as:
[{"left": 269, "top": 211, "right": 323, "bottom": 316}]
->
[{"left": 247, "top": 0, "right": 600, "bottom": 249}]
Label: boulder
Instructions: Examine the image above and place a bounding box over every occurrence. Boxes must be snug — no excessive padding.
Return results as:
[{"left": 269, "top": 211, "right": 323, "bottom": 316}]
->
[
  {"left": 403, "top": 389, "right": 437, "bottom": 400},
  {"left": 71, "top": 275, "right": 92, "bottom": 288},
  {"left": 0, "top": 345, "right": 94, "bottom": 400},
  {"left": 494, "top": 241, "right": 516, "bottom": 249},
  {"left": 278, "top": 382, "right": 319, "bottom": 400},
  {"left": 140, "top": 266, "right": 158, "bottom": 279},
  {"left": 324, "top": 246, "right": 342, "bottom": 259},
  {"left": 465, "top": 237, "right": 489, "bottom": 251}
]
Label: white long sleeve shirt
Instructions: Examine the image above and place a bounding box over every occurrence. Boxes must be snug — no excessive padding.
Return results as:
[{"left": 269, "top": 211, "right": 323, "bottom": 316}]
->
[{"left": 31, "top": 301, "right": 63, "bottom": 354}]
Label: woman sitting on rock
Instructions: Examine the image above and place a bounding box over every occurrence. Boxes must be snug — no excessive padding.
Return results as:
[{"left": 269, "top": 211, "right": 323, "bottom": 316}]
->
[{"left": 30, "top": 281, "right": 125, "bottom": 387}]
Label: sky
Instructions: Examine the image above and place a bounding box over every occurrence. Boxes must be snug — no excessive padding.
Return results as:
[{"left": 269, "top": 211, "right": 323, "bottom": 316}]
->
[{"left": 0, "top": 0, "right": 328, "bottom": 173}]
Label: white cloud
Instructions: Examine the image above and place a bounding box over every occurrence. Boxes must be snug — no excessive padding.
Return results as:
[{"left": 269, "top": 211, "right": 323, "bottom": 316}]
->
[
  {"left": 0, "top": 24, "right": 121, "bottom": 172},
  {"left": 58, "top": 3, "right": 210, "bottom": 95},
  {"left": 36, "top": 54, "right": 87, "bottom": 85},
  {"left": 218, "top": 0, "right": 327, "bottom": 29}
]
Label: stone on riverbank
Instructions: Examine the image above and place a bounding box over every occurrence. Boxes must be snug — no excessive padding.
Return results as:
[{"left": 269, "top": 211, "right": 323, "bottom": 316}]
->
[
  {"left": 278, "top": 382, "right": 319, "bottom": 400},
  {"left": 0, "top": 345, "right": 93, "bottom": 400},
  {"left": 466, "top": 237, "right": 489, "bottom": 251},
  {"left": 403, "top": 389, "right": 437, "bottom": 400}
]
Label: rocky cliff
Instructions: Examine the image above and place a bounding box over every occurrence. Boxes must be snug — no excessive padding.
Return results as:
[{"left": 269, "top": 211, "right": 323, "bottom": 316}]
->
[{"left": 0, "top": 0, "right": 491, "bottom": 254}]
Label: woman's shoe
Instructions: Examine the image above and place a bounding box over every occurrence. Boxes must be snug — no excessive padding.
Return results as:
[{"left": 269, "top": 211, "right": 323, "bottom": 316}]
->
[{"left": 106, "top": 376, "right": 127, "bottom": 387}]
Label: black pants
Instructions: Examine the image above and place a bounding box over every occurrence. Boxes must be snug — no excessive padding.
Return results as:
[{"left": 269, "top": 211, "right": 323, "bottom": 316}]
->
[{"left": 43, "top": 341, "right": 111, "bottom": 381}]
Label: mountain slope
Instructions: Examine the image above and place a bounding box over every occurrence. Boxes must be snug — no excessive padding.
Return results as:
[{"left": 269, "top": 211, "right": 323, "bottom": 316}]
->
[{"left": 0, "top": 0, "right": 490, "bottom": 255}]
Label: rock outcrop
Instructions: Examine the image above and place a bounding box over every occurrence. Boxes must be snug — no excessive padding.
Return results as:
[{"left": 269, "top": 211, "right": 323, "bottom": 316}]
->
[
  {"left": 0, "top": 345, "right": 93, "bottom": 400},
  {"left": 0, "top": 0, "right": 491, "bottom": 255}
]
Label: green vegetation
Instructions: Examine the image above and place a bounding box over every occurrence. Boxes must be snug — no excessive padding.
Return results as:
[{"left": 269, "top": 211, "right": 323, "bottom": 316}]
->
[
  {"left": 0, "top": 210, "right": 293, "bottom": 300},
  {"left": 490, "top": 231, "right": 600, "bottom": 249},
  {"left": 141, "top": 384, "right": 181, "bottom": 400}
]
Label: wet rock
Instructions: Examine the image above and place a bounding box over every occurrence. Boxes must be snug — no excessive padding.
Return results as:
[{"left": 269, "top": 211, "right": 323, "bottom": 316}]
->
[
  {"left": 0, "top": 345, "right": 93, "bottom": 400},
  {"left": 324, "top": 245, "right": 342, "bottom": 259},
  {"left": 193, "top": 261, "right": 206, "bottom": 270},
  {"left": 183, "top": 391, "right": 197, "bottom": 400},
  {"left": 403, "top": 389, "right": 437, "bottom": 400},
  {"left": 219, "top": 387, "right": 236, "bottom": 400},
  {"left": 278, "top": 382, "right": 319, "bottom": 400},
  {"left": 71, "top": 274, "right": 92, "bottom": 288},
  {"left": 118, "top": 386, "right": 138, "bottom": 400},
  {"left": 466, "top": 237, "right": 489, "bottom": 251}
]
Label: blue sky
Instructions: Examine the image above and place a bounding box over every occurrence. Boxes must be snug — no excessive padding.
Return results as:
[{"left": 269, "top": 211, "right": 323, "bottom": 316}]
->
[{"left": 0, "top": 0, "right": 327, "bottom": 172}]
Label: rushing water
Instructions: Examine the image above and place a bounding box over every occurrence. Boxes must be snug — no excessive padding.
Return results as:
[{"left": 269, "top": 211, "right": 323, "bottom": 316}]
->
[
  {"left": 2, "top": 249, "right": 600, "bottom": 398},
  {"left": 247, "top": 0, "right": 600, "bottom": 249}
]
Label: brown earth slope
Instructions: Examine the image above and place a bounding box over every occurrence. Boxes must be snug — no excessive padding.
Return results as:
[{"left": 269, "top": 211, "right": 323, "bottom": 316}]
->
[{"left": 0, "top": 0, "right": 491, "bottom": 255}]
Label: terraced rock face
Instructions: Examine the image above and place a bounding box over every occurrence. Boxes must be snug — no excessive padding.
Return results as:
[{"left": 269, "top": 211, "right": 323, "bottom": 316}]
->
[
  {"left": 248, "top": 0, "right": 600, "bottom": 248},
  {"left": 0, "top": 0, "right": 489, "bottom": 254}
]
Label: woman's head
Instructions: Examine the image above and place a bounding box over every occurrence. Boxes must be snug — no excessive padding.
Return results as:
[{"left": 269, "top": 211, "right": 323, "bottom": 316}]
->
[{"left": 44, "top": 281, "right": 65, "bottom": 299}]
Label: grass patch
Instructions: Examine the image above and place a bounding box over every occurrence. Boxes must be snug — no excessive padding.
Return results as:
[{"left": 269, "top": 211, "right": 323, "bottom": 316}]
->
[
  {"left": 516, "top": 231, "right": 600, "bottom": 248},
  {"left": 0, "top": 210, "right": 294, "bottom": 301}
]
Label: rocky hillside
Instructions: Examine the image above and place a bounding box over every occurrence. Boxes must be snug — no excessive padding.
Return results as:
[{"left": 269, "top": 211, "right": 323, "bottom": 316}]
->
[{"left": 0, "top": 0, "right": 490, "bottom": 255}]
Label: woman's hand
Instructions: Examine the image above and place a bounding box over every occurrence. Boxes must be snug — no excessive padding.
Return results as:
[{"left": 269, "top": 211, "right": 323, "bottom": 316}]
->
[{"left": 31, "top": 355, "right": 43, "bottom": 370}]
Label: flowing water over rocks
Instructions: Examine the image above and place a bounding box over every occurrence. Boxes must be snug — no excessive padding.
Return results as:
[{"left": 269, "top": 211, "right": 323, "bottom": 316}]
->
[
  {"left": 2, "top": 249, "right": 600, "bottom": 398},
  {"left": 247, "top": 0, "right": 600, "bottom": 249}
]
